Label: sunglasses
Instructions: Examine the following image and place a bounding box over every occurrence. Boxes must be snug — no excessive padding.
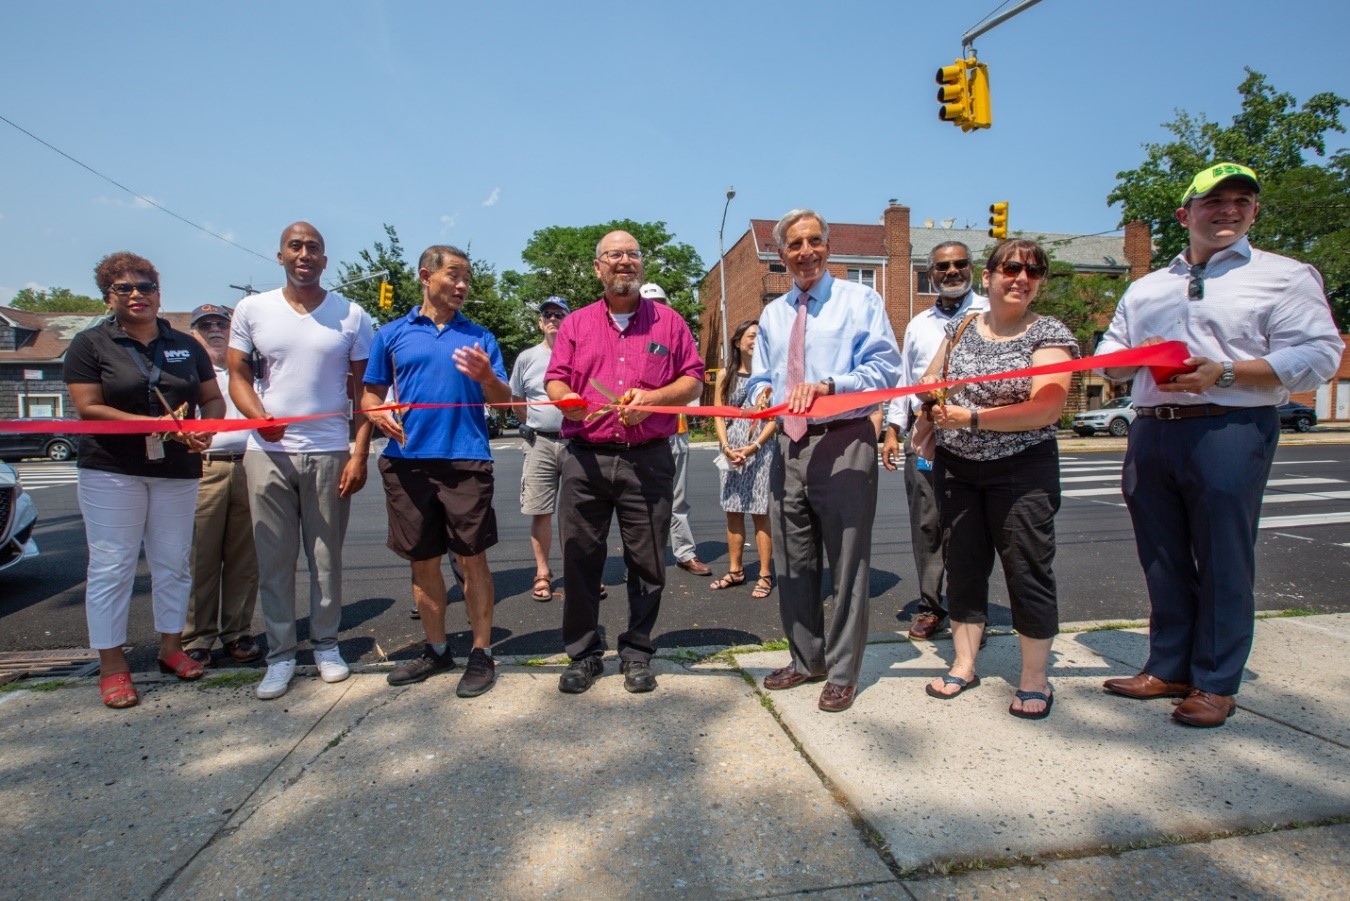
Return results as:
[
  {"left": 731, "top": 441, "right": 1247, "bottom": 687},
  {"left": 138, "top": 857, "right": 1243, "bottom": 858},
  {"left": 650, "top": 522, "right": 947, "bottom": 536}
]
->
[
  {"left": 995, "top": 261, "right": 1047, "bottom": 280},
  {"left": 109, "top": 281, "right": 159, "bottom": 296},
  {"left": 932, "top": 259, "right": 971, "bottom": 272},
  {"left": 540, "top": 311, "right": 566, "bottom": 321},
  {"left": 1188, "top": 264, "right": 1205, "bottom": 300}
]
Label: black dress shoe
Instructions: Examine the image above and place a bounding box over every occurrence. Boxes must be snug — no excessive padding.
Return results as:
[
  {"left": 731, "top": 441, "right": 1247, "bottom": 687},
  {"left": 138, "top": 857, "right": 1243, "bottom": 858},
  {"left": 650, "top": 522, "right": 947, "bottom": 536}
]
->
[
  {"left": 559, "top": 656, "right": 604, "bottom": 694},
  {"left": 620, "top": 660, "right": 658, "bottom": 693},
  {"left": 185, "top": 648, "right": 212, "bottom": 667}
]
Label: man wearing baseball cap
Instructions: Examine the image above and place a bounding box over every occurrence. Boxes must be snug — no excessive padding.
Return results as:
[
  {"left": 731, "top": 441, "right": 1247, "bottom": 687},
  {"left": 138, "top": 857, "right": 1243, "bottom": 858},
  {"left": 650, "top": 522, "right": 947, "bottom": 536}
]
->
[
  {"left": 1096, "top": 163, "right": 1342, "bottom": 727},
  {"left": 638, "top": 282, "right": 713, "bottom": 577},
  {"left": 509, "top": 296, "right": 572, "bottom": 601},
  {"left": 183, "top": 303, "right": 263, "bottom": 666}
]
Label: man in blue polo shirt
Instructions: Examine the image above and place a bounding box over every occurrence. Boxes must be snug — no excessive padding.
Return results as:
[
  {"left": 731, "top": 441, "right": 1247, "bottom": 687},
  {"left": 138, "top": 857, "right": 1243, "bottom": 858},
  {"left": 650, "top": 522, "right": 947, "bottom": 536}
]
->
[{"left": 361, "top": 244, "right": 511, "bottom": 697}]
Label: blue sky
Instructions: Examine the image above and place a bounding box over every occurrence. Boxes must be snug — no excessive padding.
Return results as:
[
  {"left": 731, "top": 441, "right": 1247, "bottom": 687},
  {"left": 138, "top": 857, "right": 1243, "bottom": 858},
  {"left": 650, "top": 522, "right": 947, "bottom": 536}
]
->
[{"left": 2, "top": 1, "right": 1346, "bottom": 310}]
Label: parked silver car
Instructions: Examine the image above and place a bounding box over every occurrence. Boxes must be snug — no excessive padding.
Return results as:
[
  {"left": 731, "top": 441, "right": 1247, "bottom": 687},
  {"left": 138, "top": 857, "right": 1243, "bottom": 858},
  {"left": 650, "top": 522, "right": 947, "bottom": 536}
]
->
[
  {"left": 0, "top": 462, "right": 39, "bottom": 571},
  {"left": 1072, "top": 397, "right": 1135, "bottom": 437}
]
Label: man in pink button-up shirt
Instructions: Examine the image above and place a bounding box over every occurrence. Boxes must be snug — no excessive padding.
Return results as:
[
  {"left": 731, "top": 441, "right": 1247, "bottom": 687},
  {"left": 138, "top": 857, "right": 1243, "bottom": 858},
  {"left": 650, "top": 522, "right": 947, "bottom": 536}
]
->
[{"left": 546, "top": 229, "right": 704, "bottom": 696}]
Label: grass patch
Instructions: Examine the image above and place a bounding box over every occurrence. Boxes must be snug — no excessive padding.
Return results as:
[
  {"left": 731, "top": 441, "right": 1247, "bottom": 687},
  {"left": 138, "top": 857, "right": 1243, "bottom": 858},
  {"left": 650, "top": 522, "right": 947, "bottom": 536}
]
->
[
  {"left": 1258, "top": 607, "right": 1317, "bottom": 619},
  {"left": 522, "top": 657, "right": 556, "bottom": 667},
  {"left": 1073, "top": 620, "right": 1146, "bottom": 633},
  {"left": 198, "top": 671, "right": 263, "bottom": 689},
  {"left": 0, "top": 678, "right": 76, "bottom": 693}
]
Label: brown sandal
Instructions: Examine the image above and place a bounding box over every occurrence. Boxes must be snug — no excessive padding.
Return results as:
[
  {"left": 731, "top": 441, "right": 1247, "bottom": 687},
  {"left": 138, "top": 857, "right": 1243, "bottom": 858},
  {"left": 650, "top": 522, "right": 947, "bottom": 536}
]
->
[
  {"left": 531, "top": 573, "right": 554, "bottom": 602},
  {"left": 710, "top": 570, "right": 746, "bottom": 590},
  {"left": 751, "top": 575, "right": 775, "bottom": 599}
]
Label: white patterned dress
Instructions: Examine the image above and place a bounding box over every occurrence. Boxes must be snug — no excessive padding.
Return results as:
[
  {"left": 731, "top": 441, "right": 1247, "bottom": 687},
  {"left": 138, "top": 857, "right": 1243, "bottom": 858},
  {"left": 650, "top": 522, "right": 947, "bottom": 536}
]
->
[{"left": 719, "top": 373, "right": 779, "bottom": 515}]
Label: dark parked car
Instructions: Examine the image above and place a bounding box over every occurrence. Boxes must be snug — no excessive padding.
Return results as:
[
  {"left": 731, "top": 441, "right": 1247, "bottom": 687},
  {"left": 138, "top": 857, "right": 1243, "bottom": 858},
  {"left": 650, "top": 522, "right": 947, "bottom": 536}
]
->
[
  {"left": 1277, "top": 402, "right": 1317, "bottom": 432},
  {"left": 0, "top": 419, "right": 80, "bottom": 462}
]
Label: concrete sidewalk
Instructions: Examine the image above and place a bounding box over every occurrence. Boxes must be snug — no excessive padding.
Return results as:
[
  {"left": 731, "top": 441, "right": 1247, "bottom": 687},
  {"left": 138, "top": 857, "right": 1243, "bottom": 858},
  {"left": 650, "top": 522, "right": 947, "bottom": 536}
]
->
[{"left": 1, "top": 615, "right": 1346, "bottom": 899}]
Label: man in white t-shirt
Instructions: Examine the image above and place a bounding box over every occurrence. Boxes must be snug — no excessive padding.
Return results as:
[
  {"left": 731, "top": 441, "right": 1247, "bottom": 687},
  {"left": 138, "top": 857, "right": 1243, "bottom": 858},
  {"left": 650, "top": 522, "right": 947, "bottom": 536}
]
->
[{"left": 228, "top": 221, "right": 374, "bottom": 701}]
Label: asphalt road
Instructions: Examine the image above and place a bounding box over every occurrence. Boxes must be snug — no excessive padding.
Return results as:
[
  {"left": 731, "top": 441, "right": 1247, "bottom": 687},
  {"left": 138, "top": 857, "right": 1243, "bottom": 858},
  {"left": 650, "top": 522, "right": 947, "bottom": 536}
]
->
[{"left": 4, "top": 437, "right": 1349, "bottom": 673}]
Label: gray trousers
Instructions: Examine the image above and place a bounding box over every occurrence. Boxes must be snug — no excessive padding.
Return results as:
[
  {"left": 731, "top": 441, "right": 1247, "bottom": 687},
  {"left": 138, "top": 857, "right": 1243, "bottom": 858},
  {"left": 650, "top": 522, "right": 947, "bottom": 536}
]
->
[
  {"left": 243, "top": 450, "right": 352, "bottom": 665},
  {"left": 668, "top": 432, "right": 696, "bottom": 562},
  {"left": 903, "top": 434, "right": 946, "bottom": 618},
  {"left": 770, "top": 417, "right": 878, "bottom": 687}
]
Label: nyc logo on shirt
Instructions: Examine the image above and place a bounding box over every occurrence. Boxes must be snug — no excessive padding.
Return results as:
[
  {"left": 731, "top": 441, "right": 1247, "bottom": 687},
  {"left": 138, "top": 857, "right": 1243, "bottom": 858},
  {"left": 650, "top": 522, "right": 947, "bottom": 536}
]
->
[{"left": 164, "top": 348, "right": 195, "bottom": 365}]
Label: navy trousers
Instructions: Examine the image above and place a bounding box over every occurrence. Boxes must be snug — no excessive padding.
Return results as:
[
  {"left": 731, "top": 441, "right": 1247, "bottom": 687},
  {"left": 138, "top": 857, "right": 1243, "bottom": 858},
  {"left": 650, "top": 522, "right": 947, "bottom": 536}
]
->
[{"left": 1121, "top": 408, "right": 1278, "bottom": 695}]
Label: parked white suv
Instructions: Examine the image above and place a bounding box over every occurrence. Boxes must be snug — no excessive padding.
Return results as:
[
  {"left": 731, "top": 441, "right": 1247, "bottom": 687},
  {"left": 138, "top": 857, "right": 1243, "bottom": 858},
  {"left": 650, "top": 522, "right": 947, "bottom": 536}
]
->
[{"left": 1072, "top": 397, "right": 1135, "bottom": 437}]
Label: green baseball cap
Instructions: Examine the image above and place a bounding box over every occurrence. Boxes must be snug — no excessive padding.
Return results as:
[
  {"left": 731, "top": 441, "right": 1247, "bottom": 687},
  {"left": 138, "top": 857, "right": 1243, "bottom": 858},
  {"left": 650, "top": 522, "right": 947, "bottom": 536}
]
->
[{"left": 1181, "top": 162, "right": 1260, "bottom": 205}]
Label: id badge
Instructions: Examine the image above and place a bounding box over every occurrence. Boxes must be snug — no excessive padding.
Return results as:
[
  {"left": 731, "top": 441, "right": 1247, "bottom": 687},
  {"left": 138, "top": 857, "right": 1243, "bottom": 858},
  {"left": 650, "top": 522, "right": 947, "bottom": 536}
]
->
[
  {"left": 916, "top": 455, "right": 933, "bottom": 472},
  {"left": 145, "top": 435, "right": 165, "bottom": 461}
]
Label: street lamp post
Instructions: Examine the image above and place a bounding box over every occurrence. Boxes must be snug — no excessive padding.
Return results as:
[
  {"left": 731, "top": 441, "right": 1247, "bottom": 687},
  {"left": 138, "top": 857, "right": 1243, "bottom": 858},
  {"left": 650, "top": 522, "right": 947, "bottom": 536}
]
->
[{"left": 717, "top": 186, "right": 736, "bottom": 371}]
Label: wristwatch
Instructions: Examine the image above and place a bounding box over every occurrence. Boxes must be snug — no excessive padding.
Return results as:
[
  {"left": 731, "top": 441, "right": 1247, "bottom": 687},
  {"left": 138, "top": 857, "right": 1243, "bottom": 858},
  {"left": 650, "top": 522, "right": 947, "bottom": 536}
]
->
[
  {"left": 821, "top": 377, "right": 835, "bottom": 395},
  {"left": 1216, "top": 361, "right": 1236, "bottom": 389}
]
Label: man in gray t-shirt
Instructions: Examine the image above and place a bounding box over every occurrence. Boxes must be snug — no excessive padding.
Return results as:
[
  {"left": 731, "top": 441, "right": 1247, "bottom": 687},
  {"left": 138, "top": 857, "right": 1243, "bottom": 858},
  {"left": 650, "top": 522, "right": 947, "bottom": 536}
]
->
[{"left": 510, "top": 297, "right": 569, "bottom": 601}]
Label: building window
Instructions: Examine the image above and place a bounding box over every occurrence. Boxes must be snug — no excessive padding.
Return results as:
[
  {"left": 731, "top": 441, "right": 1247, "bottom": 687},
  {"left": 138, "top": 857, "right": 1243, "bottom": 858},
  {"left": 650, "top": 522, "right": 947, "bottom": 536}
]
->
[
  {"left": 847, "top": 268, "right": 876, "bottom": 289},
  {"left": 768, "top": 263, "right": 786, "bottom": 273},
  {"left": 20, "top": 394, "right": 63, "bottom": 418},
  {"left": 917, "top": 272, "right": 935, "bottom": 294}
]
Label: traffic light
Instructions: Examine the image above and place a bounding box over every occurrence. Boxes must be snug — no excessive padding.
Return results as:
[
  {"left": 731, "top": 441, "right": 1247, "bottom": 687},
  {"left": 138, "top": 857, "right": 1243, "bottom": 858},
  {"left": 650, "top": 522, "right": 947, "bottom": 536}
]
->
[
  {"left": 936, "top": 59, "right": 972, "bottom": 127},
  {"left": 378, "top": 280, "right": 393, "bottom": 310},
  {"left": 968, "top": 61, "right": 991, "bottom": 129},
  {"left": 988, "top": 202, "right": 1009, "bottom": 240}
]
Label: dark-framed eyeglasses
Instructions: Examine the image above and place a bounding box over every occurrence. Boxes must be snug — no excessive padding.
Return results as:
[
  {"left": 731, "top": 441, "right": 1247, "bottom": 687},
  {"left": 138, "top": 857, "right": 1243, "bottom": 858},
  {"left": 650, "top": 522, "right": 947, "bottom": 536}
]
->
[
  {"left": 540, "top": 311, "right": 566, "bottom": 321},
  {"left": 1188, "top": 264, "right": 1205, "bottom": 300},
  {"left": 598, "top": 249, "right": 643, "bottom": 262},
  {"left": 995, "top": 261, "right": 1047, "bottom": 280},
  {"left": 932, "top": 259, "right": 971, "bottom": 272},
  {"left": 109, "top": 281, "right": 159, "bottom": 296}
]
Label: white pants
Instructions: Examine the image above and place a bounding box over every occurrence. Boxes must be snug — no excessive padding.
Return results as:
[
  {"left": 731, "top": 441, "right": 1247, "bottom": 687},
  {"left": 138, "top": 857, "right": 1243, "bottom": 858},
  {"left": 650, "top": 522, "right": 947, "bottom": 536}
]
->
[{"left": 77, "top": 469, "right": 200, "bottom": 649}]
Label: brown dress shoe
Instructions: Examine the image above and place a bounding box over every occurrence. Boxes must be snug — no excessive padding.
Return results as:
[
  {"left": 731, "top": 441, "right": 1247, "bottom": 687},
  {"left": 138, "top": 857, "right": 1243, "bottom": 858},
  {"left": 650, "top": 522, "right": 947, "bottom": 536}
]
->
[
  {"left": 907, "top": 613, "right": 948, "bottom": 641},
  {"left": 763, "top": 664, "right": 825, "bottom": 691},
  {"left": 1103, "top": 672, "right": 1191, "bottom": 700},
  {"left": 1172, "top": 690, "right": 1236, "bottom": 727},
  {"left": 225, "top": 636, "right": 264, "bottom": 664},
  {"left": 818, "top": 682, "right": 856, "bottom": 713},
  {"left": 677, "top": 557, "right": 713, "bottom": 576}
]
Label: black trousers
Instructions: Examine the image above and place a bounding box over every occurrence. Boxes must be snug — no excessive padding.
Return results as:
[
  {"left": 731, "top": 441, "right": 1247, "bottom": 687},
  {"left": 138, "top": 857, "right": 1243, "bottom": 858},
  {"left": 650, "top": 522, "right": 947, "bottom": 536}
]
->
[
  {"left": 935, "top": 439, "right": 1061, "bottom": 640},
  {"left": 558, "top": 440, "right": 674, "bottom": 663}
]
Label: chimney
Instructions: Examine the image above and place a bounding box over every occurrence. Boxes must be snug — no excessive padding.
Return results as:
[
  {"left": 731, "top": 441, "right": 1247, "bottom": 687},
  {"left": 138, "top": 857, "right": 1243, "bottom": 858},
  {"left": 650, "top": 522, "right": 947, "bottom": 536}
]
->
[{"left": 1123, "top": 220, "right": 1153, "bottom": 280}]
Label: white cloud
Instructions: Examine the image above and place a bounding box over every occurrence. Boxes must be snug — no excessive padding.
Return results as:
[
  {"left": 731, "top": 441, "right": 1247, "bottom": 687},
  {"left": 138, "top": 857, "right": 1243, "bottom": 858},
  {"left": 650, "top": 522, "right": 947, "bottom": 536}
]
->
[
  {"left": 95, "top": 194, "right": 161, "bottom": 209},
  {"left": 481, "top": 187, "right": 500, "bottom": 207},
  {"left": 439, "top": 214, "right": 458, "bottom": 236}
]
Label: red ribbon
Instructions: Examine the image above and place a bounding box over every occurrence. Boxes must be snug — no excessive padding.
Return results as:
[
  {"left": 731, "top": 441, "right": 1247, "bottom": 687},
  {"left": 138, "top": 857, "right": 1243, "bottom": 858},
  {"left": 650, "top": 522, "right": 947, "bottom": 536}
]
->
[{"left": 0, "top": 342, "right": 1190, "bottom": 435}]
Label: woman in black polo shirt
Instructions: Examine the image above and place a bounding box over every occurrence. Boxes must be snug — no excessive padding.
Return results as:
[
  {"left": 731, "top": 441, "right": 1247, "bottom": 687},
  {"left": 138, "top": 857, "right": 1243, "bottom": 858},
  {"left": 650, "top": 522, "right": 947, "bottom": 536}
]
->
[{"left": 63, "top": 252, "right": 224, "bottom": 709}]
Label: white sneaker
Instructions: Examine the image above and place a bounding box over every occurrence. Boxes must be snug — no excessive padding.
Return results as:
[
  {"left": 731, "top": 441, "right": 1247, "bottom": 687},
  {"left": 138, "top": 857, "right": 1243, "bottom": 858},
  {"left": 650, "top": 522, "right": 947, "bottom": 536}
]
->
[
  {"left": 314, "top": 647, "right": 350, "bottom": 683},
  {"left": 257, "top": 660, "right": 296, "bottom": 700}
]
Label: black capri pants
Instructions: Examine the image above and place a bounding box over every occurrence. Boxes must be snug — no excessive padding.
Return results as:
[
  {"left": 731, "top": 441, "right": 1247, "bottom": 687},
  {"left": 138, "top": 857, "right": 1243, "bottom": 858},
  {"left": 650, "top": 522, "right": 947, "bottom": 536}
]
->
[{"left": 935, "top": 438, "right": 1060, "bottom": 640}]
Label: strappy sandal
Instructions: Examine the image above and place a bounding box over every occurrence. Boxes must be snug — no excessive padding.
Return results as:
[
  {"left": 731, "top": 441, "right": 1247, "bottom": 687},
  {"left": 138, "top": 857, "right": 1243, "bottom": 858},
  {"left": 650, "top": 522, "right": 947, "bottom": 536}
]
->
[
  {"left": 531, "top": 572, "right": 554, "bottom": 602},
  {"left": 99, "top": 672, "right": 139, "bottom": 709},
  {"left": 751, "top": 575, "right": 775, "bottom": 598},
  {"left": 710, "top": 570, "right": 746, "bottom": 590},
  {"left": 157, "top": 650, "right": 205, "bottom": 681}
]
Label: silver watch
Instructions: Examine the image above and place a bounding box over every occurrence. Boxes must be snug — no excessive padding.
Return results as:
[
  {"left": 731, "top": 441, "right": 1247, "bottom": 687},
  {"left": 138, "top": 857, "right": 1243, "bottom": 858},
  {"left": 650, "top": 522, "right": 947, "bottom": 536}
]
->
[{"left": 1216, "top": 361, "right": 1235, "bottom": 389}]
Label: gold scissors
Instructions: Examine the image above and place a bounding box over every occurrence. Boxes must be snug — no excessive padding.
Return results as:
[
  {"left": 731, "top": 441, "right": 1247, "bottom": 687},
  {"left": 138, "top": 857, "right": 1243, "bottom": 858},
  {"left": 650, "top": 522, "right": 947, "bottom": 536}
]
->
[
  {"left": 152, "top": 387, "right": 189, "bottom": 441},
  {"left": 585, "top": 378, "right": 635, "bottom": 423}
]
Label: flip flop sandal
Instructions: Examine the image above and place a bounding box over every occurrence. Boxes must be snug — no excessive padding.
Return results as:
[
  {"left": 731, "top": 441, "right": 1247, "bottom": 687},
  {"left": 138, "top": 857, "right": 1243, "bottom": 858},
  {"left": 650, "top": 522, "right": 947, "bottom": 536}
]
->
[
  {"left": 531, "top": 573, "right": 554, "bottom": 602},
  {"left": 925, "top": 673, "right": 981, "bottom": 700},
  {"left": 751, "top": 575, "right": 775, "bottom": 598},
  {"left": 710, "top": 571, "right": 746, "bottom": 591},
  {"left": 99, "top": 672, "right": 139, "bottom": 709},
  {"left": 158, "top": 650, "right": 205, "bottom": 681},
  {"left": 1009, "top": 689, "right": 1054, "bottom": 720}
]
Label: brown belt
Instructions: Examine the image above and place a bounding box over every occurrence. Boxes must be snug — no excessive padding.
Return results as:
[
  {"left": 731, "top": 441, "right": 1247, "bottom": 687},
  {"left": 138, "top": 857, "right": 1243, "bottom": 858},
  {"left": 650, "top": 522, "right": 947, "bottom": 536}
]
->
[{"left": 1134, "top": 404, "right": 1260, "bottom": 421}]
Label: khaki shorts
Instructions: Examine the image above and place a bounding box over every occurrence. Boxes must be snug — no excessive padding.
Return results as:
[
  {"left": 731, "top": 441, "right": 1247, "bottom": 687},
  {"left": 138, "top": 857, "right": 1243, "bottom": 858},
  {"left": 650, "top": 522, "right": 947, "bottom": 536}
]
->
[
  {"left": 520, "top": 433, "right": 566, "bottom": 515},
  {"left": 380, "top": 457, "right": 497, "bottom": 561}
]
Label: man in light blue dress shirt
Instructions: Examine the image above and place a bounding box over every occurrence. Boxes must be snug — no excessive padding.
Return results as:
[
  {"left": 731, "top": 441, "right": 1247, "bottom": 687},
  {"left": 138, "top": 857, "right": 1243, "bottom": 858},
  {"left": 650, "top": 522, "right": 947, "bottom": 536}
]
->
[
  {"left": 1097, "top": 163, "right": 1343, "bottom": 728},
  {"left": 745, "top": 209, "right": 902, "bottom": 712}
]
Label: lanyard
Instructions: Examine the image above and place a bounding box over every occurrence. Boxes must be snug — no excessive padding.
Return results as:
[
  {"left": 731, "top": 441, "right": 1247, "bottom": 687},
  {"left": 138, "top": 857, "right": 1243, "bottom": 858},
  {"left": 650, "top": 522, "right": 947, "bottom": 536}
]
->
[{"left": 123, "top": 338, "right": 168, "bottom": 415}]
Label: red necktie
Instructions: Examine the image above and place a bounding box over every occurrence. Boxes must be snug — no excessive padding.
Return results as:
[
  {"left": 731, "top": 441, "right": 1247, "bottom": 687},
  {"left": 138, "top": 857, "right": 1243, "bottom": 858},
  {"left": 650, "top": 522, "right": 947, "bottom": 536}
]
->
[{"left": 784, "top": 295, "right": 809, "bottom": 441}]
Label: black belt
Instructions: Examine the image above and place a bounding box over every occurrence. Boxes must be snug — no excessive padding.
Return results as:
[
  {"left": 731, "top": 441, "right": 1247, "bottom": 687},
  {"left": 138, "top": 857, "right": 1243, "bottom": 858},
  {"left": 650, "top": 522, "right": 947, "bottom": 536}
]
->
[
  {"left": 570, "top": 438, "right": 664, "bottom": 454},
  {"left": 202, "top": 451, "right": 246, "bottom": 463},
  {"left": 533, "top": 430, "right": 563, "bottom": 440},
  {"left": 799, "top": 415, "right": 870, "bottom": 437},
  {"left": 1135, "top": 404, "right": 1261, "bottom": 421}
]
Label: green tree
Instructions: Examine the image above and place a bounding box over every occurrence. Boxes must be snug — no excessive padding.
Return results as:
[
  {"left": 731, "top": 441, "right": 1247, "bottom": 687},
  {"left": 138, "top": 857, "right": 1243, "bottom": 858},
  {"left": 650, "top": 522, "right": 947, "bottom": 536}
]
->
[
  {"left": 501, "top": 219, "right": 706, "bottom": 337},
  {"left": 9, "top": 286, "right": 105, "bottom": 313},
  {"left": 1108, "top": 69, "right": 1349, "bottom": 326}
]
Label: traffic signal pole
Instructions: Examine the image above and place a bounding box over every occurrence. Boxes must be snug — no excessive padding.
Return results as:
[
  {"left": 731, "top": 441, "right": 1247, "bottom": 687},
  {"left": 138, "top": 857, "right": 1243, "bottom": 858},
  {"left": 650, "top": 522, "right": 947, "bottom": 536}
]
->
[
  {"left": 936, "top": 0, "right": 1043, "bottom": 132},
  {"left": 960, "top": 0, "right": 1044, "bottom": 57}
]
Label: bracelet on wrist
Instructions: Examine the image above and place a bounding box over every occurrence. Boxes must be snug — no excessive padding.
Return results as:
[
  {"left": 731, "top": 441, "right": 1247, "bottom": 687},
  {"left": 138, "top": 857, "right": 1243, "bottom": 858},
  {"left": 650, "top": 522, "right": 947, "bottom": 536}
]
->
[{"left": 969, "top": 408, "right": 980, "bottom": 431}]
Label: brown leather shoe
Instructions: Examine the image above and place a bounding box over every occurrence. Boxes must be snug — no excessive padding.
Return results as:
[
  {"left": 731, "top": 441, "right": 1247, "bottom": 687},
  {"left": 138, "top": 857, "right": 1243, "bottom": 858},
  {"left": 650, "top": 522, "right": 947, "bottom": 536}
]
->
[
  {"left": 907, "top": 613, "right": 948, "bottom": 641},
  {"left": 763, "top": 664, "right": 825, "bottom": 691},
  {"left": 1103, "top": 672, "right": 1191, "bottom": 700},
  {"left": 676, "top": 557, "right": 713, "bottom": 576},
  {"left": 818, "top": 682, "right": 856, "bottom": 713},
  {"left": 1172, "top": 690, "right": 1236, "bottom": 727},
  {"left": 224, "top": 636, "right": 264, "bottom": 664}
]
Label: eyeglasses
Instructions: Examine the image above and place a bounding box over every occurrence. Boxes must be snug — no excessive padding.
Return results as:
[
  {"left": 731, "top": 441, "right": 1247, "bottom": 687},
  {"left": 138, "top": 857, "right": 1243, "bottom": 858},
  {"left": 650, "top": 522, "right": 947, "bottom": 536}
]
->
[
  {"left": 196, "top": 319, "right": 230, "bottom": 331},
  {"left": 109, "top": 281, "right": 159, "bottom": 296},
  {"left": 598, "top": 249, "right": 643, "bottom": 262},
  {"left": 995, "top": 261, "right": 1047, "bottom": 280},
  {"left": 932, "top": 259, "right": 971, "bottom": 272},
  {"left": 1187, "top": 264, "right": 1205, "bottom": 300},
  {"left": 540, "top": 311, "right": 566, "bottom": 321}
]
